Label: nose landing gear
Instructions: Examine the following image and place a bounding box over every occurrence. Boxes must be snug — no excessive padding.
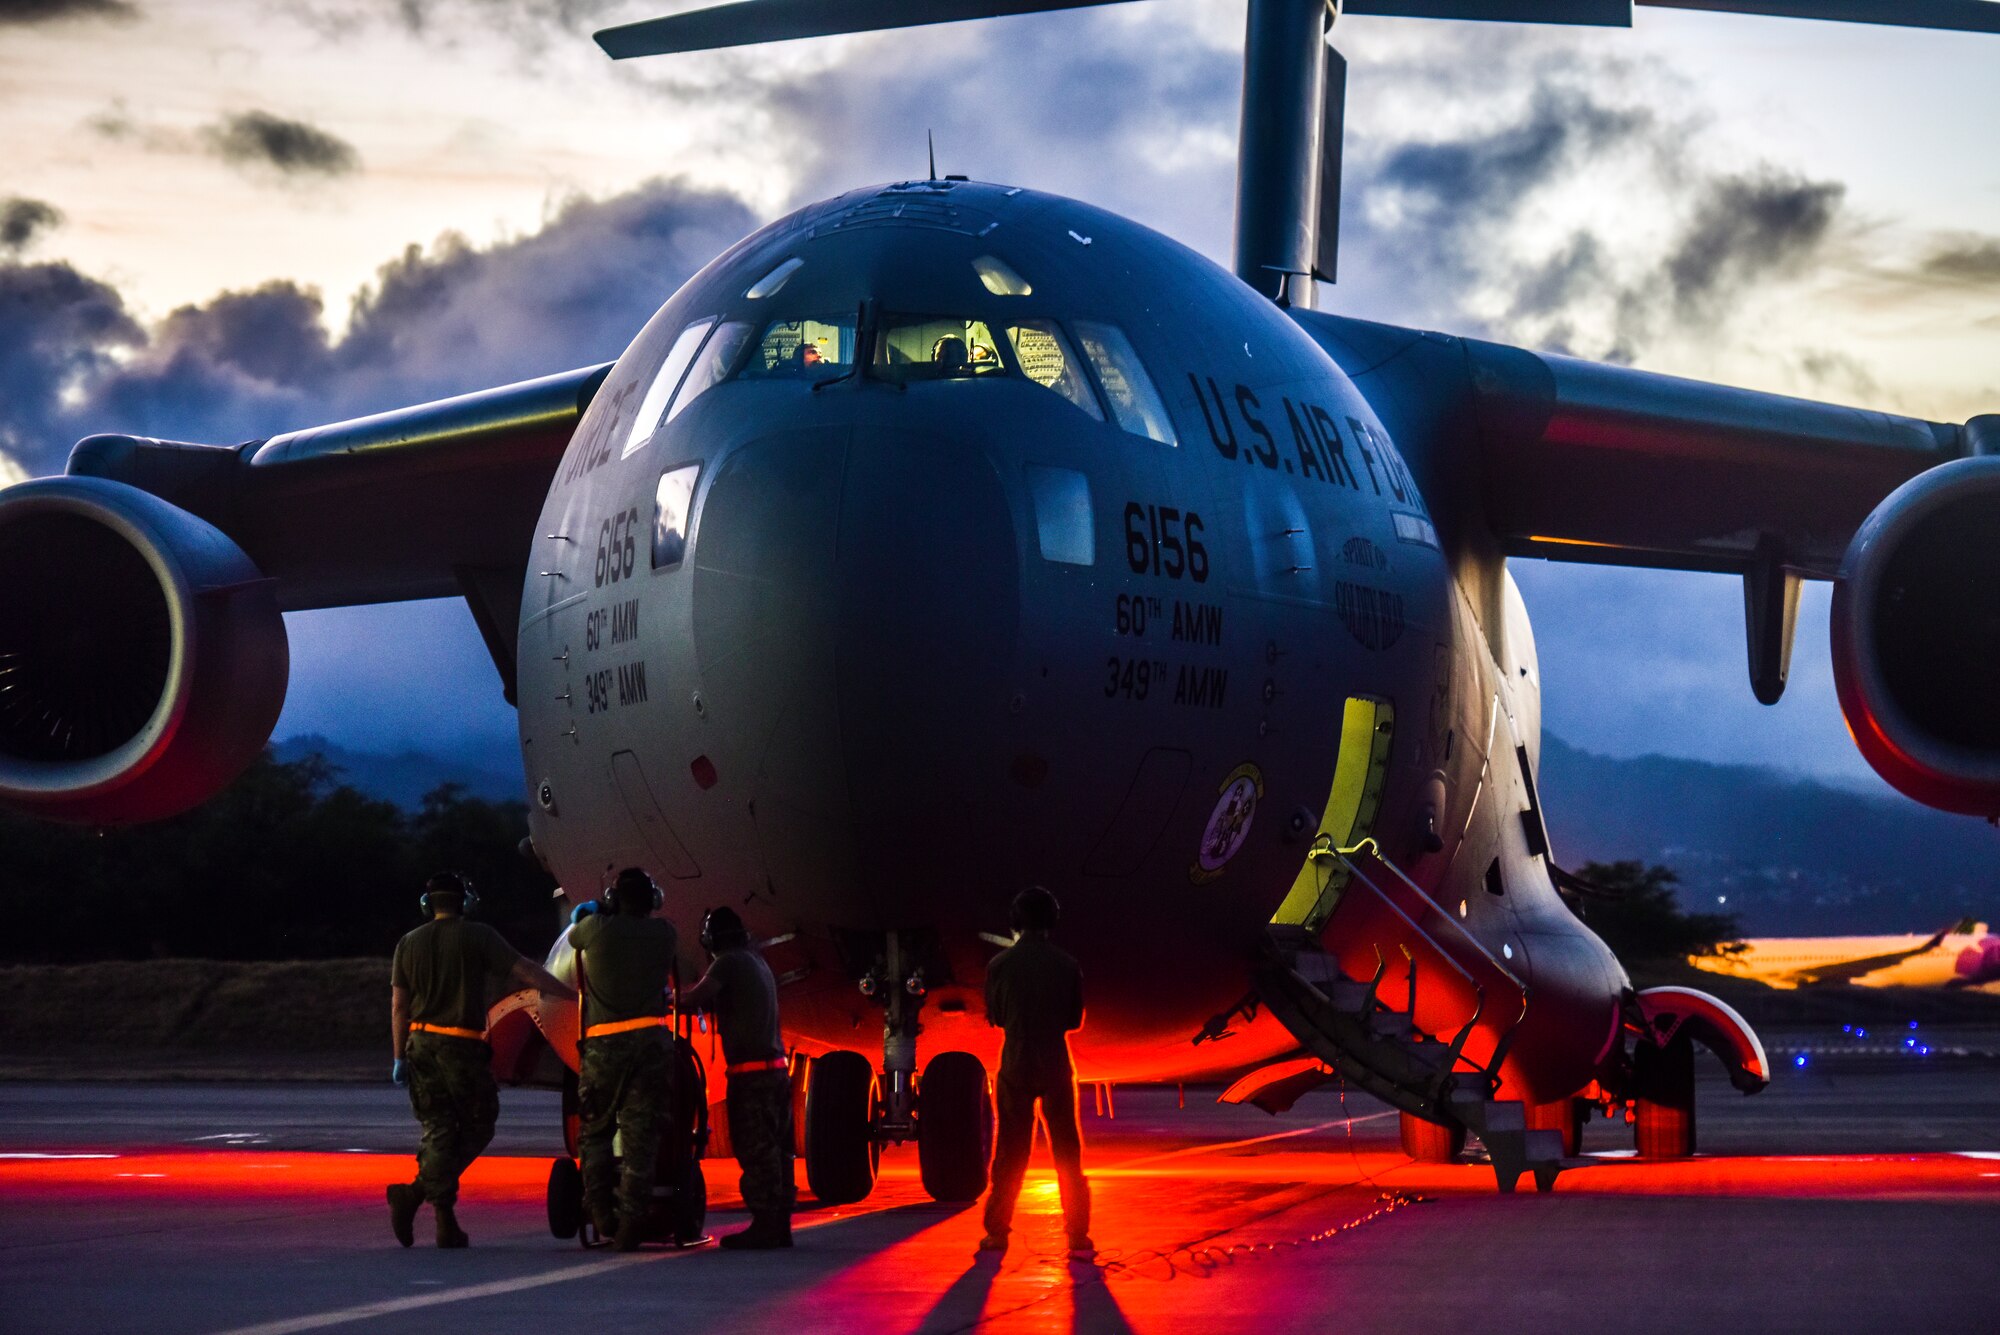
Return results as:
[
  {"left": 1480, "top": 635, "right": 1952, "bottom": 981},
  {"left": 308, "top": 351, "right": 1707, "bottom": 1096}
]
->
[{"left": 801, "top": 930, "right": 996, "bottom": 1205}]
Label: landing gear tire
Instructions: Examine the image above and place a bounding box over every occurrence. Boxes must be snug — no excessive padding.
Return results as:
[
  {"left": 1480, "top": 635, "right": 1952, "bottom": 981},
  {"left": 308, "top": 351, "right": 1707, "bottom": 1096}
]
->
[
  {"left": 805, "top": 1049, "right": 880, "bottom": 1205},
  {"left": 546, "top": 1156, "right": 583, "bottom": 1239},
  {"left": 1526, "top": 1097, "right": 1586, "bottom": 1156},
  {"left": 1400, "top": 1110, "right": 1466, "bottom": 1163},
  {"left": 918, "top": 1051, "right": 994, "bottom": 1203},
  {"left": 1634, "top": 1034, "right": 1696, "bottom": 1159}
]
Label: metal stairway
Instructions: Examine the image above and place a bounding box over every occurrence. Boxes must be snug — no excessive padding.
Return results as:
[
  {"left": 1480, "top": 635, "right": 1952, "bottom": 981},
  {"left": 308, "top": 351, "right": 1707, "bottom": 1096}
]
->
[{"left": 1252, "top": 850, "right": 1567, "bottom": 1194}]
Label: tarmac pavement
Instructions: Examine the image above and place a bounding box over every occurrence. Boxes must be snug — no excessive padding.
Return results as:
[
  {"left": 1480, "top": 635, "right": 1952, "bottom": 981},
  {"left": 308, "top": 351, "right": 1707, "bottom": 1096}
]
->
[{"left": 1, "top": 1041, "right": 1996, "bottom": 1335}]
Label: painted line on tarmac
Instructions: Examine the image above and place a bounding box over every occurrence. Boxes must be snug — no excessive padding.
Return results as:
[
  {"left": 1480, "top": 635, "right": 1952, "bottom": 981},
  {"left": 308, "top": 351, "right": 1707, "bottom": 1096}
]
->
[
  {"left": 204, "top": 1252, "right": 677, "bottom": 1335},
  {"left": 1105, "top": 1112, "right": 1395, "bottom": 1172},
  {"left": 205, "top": 1213, "right": 857, "bottom": 1335}
]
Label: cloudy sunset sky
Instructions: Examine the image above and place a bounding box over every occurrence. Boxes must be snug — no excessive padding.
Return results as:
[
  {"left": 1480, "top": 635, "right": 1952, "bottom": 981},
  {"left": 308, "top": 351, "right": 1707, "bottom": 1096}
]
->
[{"left": 4, "top": 0, "right": 1998, "bottom": 794}]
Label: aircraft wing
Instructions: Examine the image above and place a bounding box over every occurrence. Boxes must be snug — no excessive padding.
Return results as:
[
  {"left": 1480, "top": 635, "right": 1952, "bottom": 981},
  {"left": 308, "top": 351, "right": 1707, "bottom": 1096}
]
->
[
  {"left": 1292, "top": 311, "right": 2000, "bottom": 751},
  {"left": 62, "top": 363, "right": 612, "bottom": 700},
  {"left": 1792, "top": 924, "right": 1961, "bottom": 985},
  {"left": 1295, "top": 312, "right": 1974, "bottom": 579}
]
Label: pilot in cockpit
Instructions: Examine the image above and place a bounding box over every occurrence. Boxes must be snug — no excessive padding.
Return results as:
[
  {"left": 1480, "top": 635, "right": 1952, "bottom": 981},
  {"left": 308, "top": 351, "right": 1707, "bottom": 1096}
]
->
[{"left": 931, "top": 334, "right": 969, "bottom": 373}]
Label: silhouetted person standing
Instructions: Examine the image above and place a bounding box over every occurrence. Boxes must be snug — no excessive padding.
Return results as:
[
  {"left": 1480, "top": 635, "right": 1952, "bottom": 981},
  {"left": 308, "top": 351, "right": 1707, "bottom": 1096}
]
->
[
  {"left": 569, "top": 867, "right": 678, "bottom": 1251},
  {"left": 388, "top": 873, "right": 574, "bottom": 1248},
  {"left": 682, "top": 906, "right": 795, "bottom": 1249},
  {"left": 980, "top": 885, "right": 1091, "bottom": 1256}
]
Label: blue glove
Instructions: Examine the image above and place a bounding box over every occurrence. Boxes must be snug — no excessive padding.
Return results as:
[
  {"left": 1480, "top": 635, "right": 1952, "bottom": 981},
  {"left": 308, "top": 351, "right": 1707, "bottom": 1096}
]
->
[
  {"left": 570, "top": 899, "right": 603, "bottom": 926},
  {"left": 391, "top": 1058, "right": 409, "bottom": 1087}
]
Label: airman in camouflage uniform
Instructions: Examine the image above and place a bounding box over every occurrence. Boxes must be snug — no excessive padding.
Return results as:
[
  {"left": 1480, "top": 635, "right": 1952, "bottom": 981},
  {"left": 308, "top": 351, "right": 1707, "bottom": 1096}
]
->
[
  {"left": 389, "top": 873, "right": 574, "bottom": 1248},
  {"left": 683, "top": 905, "right": 794, "bottom": 1249},
  {"left": 570, "top": 867, "right": 679, "bottom": 1251},
  {"left": 980, "top": 886, "right": 1092, "bottom": 1257}
]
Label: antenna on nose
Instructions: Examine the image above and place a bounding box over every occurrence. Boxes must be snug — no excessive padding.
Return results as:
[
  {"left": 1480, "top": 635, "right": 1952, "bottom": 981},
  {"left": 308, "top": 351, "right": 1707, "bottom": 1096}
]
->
[{"left": 928, "top": 128, "right": 937, "bottom": 181}]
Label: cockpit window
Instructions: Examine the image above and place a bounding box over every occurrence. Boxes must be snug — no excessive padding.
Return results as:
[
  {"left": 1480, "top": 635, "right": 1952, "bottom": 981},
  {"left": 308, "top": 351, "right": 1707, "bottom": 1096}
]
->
[
  {"left": 877, "top": 317, "right": 1005, "bottom": 380},
  {"left": 742, "top": 317, "right": 853, "bottom": 375},
  {"left": 1073, "top": 320, "right": 1178, "bottom": 446},
  {"left": 665, "top": 320, "right": 754, "bottom": 424},
  {"left": 624, "top": 318, "right": 713, "bottom": 458},
  {"left": 746, "top": 256, "right": 804, "bottom": 300},
  {"left": 1004, "top": 321, "right": 1102, "bottom": 420}
]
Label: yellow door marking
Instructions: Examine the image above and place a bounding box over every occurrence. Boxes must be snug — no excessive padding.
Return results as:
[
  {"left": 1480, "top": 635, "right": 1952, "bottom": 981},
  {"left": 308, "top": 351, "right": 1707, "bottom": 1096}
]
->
[{"left": 1272, "top": 696, "right": 1395, "bottom": 931}]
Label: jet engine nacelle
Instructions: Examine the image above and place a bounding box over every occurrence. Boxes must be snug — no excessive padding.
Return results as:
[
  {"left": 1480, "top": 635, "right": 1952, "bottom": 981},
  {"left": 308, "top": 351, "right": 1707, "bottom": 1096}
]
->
[
  {"left": 1831, "top": 455, "right": 2000, "bottom": 816},
  {"left": 0, "top": 477, "right": 288, "bottom": 824}
]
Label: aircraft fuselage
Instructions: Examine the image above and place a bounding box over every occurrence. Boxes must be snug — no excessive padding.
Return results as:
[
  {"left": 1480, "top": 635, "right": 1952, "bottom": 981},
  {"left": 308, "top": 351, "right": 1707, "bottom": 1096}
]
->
[{"left": 516, "top": 180, "right": 1628, "bottom": 1098}]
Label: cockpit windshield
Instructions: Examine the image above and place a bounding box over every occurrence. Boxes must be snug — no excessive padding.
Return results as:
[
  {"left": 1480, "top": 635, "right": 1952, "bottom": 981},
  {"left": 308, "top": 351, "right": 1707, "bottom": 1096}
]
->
[
  {"left": 729, "top": 310, "right": 1170, "bottom": 441},
  {"left": 739, "top": 314, "right": 1007, "bottom": 383}
]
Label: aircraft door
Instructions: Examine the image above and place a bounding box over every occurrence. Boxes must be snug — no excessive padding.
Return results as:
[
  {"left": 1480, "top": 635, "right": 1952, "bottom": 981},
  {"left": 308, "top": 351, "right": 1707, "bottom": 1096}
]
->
[{"left": 1271, "top": 695, "right": 1394, "bottom": 933}]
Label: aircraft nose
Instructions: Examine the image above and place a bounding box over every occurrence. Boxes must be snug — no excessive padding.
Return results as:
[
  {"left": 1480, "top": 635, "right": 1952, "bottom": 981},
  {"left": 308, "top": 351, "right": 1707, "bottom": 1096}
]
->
[{"left": 691, "top": 425, "right": 1020, "bottom": 919}]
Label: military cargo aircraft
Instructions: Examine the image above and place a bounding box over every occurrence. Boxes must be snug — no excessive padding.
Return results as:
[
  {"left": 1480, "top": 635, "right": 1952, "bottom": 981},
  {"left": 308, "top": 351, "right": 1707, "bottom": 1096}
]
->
[{"left": 1, "top": 0, "right": 1995, "bottom": 1199}]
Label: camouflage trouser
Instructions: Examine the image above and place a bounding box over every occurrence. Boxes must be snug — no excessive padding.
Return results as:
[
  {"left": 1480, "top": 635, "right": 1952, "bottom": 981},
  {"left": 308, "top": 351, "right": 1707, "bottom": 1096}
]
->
[
  {"left": 404, "top": 1032, "right": 499, "bottom": 1208},
  {"left": 577, "top": 1028, "right": 673, "bottom": 1226},
  {"left": 726, "top": 1069, "right": 795, "bottom": 1217},
  {"left": 982, "top": 1064, "right": 1089, "bottom": 1239}
]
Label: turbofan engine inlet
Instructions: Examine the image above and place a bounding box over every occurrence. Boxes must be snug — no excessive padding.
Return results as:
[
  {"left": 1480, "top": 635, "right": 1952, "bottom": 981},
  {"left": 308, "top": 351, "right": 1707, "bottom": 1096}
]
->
[
  {"left": 1831, "top": 455, "right": 2000, "bottom": 816},
  {"left": 0, "top": 477, "right": 289, "bottom": 823}
]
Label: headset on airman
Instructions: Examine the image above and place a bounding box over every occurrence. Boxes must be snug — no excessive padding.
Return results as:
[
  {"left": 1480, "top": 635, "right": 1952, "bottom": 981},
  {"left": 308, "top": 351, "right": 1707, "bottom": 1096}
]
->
[
  {"left": 700, "top": 905, "right": 748, "bottom": 954},
  {"left": 604, "top": 866, "right": 663, "bottom": 914},
  {"left": 419, "top": 872, "right": 479, "bottom": 916},
  {"left": 1011, "top": 885, "right": 1060, "bottom": 933}
]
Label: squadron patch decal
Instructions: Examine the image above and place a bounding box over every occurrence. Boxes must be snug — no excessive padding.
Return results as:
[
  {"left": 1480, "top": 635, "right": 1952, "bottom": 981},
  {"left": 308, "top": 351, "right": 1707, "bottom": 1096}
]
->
[{"left": 1191, "top": 763, "right": 1263, "bottom": 884}]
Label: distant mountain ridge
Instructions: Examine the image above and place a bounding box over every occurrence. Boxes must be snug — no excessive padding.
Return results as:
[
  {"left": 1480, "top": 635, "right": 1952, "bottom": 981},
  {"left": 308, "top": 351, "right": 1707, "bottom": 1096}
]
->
[
  {"left": 271, "top": 732, "right": 1993, "bottom": 935},
  {"left": 272, "top": 734, "right": 519, "bottom": 810},
  {"left": 1539, "top": 734, "right": 1997, "bottom": 935}
]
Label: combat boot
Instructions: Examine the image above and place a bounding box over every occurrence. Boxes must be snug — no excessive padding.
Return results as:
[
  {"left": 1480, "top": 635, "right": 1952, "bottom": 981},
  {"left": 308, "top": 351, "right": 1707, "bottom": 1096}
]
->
[
  {"left": 386, "top": 1182, "right": 422, "bottom": 1248},
  {"left": 613, "top": 1214, "right": 645, "bottom": 1252},
  {"left": 718, "top": 1213, "right": 792, "bottom": 1250},
  {"left": 434, "top": 1202, "right": 470, "bottom": 1249}
]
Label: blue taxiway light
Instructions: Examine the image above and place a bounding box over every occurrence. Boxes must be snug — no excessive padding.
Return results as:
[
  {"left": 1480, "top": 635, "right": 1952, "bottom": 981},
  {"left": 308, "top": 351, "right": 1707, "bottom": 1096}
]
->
[{"left": 1794, "top": 1054, "right": 1809, "bottom": 1068}]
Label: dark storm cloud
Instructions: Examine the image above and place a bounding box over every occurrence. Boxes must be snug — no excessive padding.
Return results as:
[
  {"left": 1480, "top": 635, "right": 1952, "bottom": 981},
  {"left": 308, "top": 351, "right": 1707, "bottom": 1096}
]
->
[
  {"left": 1920, "top": 235, "right": 2000, "bottom": 285},
  {"left": 0, "top": 261, "right": 144, "bottom": 463},
  {"left": 1664, "top": 171, "right": 1843, "bottom": 323},
  {"left": 1330, "top": 43, "right": 1847, "bottom": 364},
  {"left": 0, "top": 198, "right": 64, "bottom": 253},
  {"left": 202, "top": 110, "right": 362, "bottom": 178},
  {"left": 281, "top": 0, "right": 622, "bottom": 48},
  {"left": 0, "top": 0, "right": 135, "bottom": 25},
  {"left": 1371, "top": 85, "right": 1651, "bottom": 214},
  {"left": 754, "top": 7, "right": 1242, "bottom": 247},
  {"left": 0, "top": 177, "right": 756, "bottom": 472},
  {"left": 1797, "top": 347, "right": 1880, "bottom": 402}
]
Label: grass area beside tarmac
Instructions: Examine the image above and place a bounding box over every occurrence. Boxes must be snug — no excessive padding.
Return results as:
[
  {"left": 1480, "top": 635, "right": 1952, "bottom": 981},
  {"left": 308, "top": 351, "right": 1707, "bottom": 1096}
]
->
[
  {"left": 0, "top": 958, "right": 1995, "bottom": 1082},
  {"left": 0, "top": 959, "right": 387, "bottom": 1081}
]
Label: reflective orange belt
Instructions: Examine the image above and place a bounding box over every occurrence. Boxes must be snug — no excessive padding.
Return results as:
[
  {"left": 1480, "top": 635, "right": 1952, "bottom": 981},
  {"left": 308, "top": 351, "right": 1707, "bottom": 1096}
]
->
[
  {"left": 410, "top": 1023, "right": 485, "bottom": 1041},
  {"left": 727, "top": 1057, "right": 790, "bottom": 1076},
  {"left": 583, "top": 1016, "right": 671, "bottom": 1040}
]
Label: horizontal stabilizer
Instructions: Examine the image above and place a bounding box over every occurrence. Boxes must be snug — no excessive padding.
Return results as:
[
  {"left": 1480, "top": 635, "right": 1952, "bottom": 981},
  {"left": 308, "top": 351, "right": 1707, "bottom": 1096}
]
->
[
  {"left": 596, "top": 0, "right": 2000, "bottom": 59},
  {"left": 595, "top": 0, "right": 1133, "bottom": 58},
  {"left": 1641, "top": 0, "right": 2000, "bottom": 35},
  {"left": 1347, "top": 1, "right": 1631, "bottom": 22}
]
